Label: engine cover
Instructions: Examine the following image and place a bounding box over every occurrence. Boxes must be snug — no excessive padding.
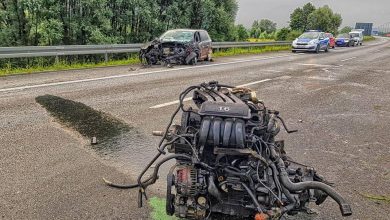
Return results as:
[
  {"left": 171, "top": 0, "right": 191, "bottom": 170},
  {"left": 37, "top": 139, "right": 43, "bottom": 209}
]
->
[{"left": 198, "top": 101, "right": 251, "bottom": 119}]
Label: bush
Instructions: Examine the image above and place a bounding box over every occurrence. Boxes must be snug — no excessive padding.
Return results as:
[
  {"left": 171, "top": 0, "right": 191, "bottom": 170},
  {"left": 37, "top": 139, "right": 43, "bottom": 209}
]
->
[
  {"left": 287, "top": 30, "right": 302, "bottom": 41},
  {"left": 276, "top": 28, "right": 290, "bottom": 41}
]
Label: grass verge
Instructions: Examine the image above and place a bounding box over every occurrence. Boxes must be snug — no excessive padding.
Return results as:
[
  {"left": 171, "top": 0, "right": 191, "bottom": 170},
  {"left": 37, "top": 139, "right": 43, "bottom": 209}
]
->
[
  {"left": 363, "top": 36, "right": 375, "bottom": 41},
  {"left": 0, "top": 45, "right": 290, "bottom": 77},
  {"left": 0, "top": 56, "right": 140, "bottom": 77},
  {"left": 213, "top": 45, "right": 290, "bottom": 57},
  {"left": 149, "top": 197, "right": 177, "bottom": 220}
]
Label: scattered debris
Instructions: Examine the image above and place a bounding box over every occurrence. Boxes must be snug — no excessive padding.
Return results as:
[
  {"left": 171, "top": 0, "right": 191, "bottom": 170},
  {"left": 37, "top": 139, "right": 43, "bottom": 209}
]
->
[{"left": 91, "top": 137, "right": 98, "bottom": 145}]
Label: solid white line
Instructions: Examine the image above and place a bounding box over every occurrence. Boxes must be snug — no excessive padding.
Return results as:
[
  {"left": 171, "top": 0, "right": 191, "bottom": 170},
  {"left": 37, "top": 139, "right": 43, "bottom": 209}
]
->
[
  {"left": 0, "top": 54, "right": 294, "bottom": 93},
  {"left": 149, "top": 78, "right": 272, "bottom": 109},
  {"left": 340, "top": 57, "right": 356, "bottom": 62}
]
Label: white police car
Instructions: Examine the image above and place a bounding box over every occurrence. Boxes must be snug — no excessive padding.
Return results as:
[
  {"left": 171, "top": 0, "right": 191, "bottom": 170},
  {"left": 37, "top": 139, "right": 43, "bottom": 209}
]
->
[{"left": 292, "top": 31, "right": 330, "bottom": 53}]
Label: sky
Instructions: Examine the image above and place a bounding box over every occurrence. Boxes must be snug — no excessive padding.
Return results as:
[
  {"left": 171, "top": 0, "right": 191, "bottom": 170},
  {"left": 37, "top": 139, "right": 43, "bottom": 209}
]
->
[{"left": 236, "top": 0, "right": 390, "bottom": 28}]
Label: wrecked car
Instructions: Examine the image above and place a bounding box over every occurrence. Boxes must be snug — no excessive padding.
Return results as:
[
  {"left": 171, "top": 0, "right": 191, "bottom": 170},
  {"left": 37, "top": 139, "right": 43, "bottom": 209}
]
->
[{"left": 139, "top": 29, "right": 212, "bottom": 66}]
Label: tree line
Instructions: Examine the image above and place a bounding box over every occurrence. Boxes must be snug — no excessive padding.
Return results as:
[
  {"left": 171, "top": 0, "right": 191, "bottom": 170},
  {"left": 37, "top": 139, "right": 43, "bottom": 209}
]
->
[
  {"left": 236, "top": 3, "right": 344, "bottom": 42},
  {"left": 0, "top": 0, "right": 238, "bottom": 47}
]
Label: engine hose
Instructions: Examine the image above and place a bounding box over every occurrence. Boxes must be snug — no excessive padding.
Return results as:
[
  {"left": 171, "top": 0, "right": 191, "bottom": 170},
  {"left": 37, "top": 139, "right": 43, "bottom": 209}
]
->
[
  {"left": 240, "top": 182, "right": 263, "bottom": 213},
  {"left": 103, "top": 153, "right": 190, "bottom": 190},
  {"left": 276, "top": 158, "right": 352, "bottom": 216},
  {"left": 281, "top": 185, "right": 298, "bottom": 206},
  {"left": 281, "top": 203, "right": 296, "bottom": 215},
  {"left": 269, "top": 164, "right": 282, "bottom": 201}
]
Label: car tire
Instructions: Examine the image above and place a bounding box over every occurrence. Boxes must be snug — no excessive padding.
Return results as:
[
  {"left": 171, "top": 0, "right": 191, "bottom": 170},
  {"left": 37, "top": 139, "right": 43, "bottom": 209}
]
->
[
  {"left": 190, "top": 56, "right": 198, "bottom": 65},
  {"left": 292, "top": 50, "right": 297, "bottom": 53},
  {"left": 315, "top": 45, "right": 320, "bottom": 53},
  {"left": 360, "top": 42, "right": 362, "bottom": 46},
  {"left": 325, "top": 44, "right": 329, "bottom": 52}
]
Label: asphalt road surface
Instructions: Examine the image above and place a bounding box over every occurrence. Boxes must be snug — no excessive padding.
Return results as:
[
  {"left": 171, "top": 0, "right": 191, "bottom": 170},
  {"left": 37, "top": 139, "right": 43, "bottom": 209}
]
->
[{"left": 1, "top": 38, "right": 389, "bottom": 220}]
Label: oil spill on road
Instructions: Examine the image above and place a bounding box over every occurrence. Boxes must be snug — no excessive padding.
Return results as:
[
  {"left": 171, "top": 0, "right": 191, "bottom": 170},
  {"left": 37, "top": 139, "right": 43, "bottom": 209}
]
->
[
  {"left": 35, "top": 94, "right": 137, "bottom": 151},
  {"left": 35, "top": 94, "right": 171, "bottom": 178}
]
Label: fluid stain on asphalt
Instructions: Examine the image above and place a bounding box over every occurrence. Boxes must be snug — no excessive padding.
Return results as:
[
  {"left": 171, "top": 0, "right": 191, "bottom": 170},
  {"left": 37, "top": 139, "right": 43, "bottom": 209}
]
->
[{"left": 35, "top": 94, "right": 139, "bottom": 153}]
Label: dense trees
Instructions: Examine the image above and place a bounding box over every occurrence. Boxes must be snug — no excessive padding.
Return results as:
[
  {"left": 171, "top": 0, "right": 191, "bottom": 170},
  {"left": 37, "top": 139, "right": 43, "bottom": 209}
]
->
[
  {"left": 250, "top": 19, "right": 276, "bottom": 38},
  {"left": 289, "top": 3, "right": 342, "bottom": 34},
  {"left": 307, "top": 6, "right": 342, "bottom": 34},
  {"left": 339, "top": 26, "right": 353, "bottom": 34},
  {"left": 0, "top": 0, "right": 238, "bottom": 46},
  {"left": 289, "top": 3, "right": 315, "bottom": 31}
]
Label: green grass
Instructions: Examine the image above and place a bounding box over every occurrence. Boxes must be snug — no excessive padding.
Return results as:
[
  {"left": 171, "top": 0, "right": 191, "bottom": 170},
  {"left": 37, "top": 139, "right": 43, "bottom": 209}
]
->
[
  {"left": 359, "top": 193, "right": 390, "bottom": 204},
  {"left": 247, "top": 38, "right": 275, "bottom": 42},
  {"left": 213, "top": 45, "right": 290, "bottom": 57},
  {"left": 363, "top": 36, "right": 375, "bottom": 41},
  {"left": 149, "top": 197, "right": 177, "bottom": 220},
  {"left": 0, "top": 45, "right": 290, "bottom": 77},
  {"left": 0, "top": 56, "right": 140, "bottom": 77}
]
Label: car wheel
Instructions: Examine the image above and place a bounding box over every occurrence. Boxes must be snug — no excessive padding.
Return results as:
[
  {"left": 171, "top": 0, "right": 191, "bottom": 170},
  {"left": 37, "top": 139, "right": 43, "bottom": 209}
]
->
[
  {"left": 315, "top": 45, "right": 320, "bottom": 53},
  {"left": 190, "top": 56, "right": 198, "bottom": 65},
  {"left": 292, "top": 50, "right": 297, "bottom": 53},
  {"left": 360, "top": 42, "right": 362, "bottom": 46},
  {"left": 325, "top": 44, "right": 329, "bottom": 52}
]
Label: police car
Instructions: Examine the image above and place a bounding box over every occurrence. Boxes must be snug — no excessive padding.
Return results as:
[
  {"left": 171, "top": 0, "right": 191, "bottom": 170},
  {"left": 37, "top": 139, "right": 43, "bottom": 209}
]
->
[{"left": 292, "top": 30, "right": 330, "bottom": 53}]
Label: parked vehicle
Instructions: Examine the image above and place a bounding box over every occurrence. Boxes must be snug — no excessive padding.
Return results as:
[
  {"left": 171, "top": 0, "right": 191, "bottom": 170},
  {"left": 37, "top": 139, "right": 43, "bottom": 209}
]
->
[
  {"left": 292, "top": 30, "right": 330, "bottom": 53},
  {"left": 335, "top": 33, "right": 356, "bottom": 47},
  {"left": 349, "top": 30, "right": 364, "bottom": 46},
  {"left": 325, "top": 33, "right": 336, "bottom": 48},
  {"left": 140, "top": 29, "right": 212, "bottom": 66}
]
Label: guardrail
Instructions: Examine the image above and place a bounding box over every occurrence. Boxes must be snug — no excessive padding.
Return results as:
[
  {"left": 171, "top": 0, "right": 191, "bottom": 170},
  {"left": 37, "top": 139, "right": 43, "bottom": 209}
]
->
[{"left": 0, "top": 41, "right": 291, "bottom": 60}]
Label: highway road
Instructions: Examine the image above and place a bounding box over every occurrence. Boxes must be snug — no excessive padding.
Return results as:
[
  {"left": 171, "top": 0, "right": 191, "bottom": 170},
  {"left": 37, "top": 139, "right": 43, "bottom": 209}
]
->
[{"left": 1, "top": 38, "right": 389, "bottom": 219}]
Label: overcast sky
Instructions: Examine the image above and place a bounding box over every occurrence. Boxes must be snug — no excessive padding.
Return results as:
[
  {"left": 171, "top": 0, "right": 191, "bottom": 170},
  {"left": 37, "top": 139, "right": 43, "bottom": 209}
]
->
[{"left": 236, "top": 0, "right": 389, "bottom": 28}]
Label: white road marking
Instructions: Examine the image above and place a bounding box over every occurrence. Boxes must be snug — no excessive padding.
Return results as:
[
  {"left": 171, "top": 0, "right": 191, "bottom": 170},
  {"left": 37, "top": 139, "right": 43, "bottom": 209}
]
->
[
  {"left": 264, "top": 69, "right": 282, "bottom": 73},
  {"left": 149, "top": 78, "right": 272, "bottom": 109},
  {"left": 298, "top": 63, "right": 334, "bottom": 67},
  {"left": 0, "top": 54, "right": 295, "bottom": 93},
  {"left": 340, "top": 57, "right": 357, "bottom": 62}
]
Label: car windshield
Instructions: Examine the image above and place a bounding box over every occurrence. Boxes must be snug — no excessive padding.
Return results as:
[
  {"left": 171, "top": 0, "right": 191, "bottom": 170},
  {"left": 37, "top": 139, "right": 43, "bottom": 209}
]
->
[
  {"left": 160, "top": 30, "right": 194, "bottom": 42},
  {"left": 299, "top": 32, "right": 319, "bottom": 39},
  {"left": 337, "top": 34, "right": 349, "bottom": 38},
  {"left": 350, "top": 33, "right": 360, "bottom": 38}
]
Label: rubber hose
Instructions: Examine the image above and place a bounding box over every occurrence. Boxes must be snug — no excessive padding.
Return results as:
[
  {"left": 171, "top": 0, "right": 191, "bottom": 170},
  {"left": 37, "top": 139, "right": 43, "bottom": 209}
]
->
[{"left": 277, "top": 158, "right": 352, "bottom": 216}]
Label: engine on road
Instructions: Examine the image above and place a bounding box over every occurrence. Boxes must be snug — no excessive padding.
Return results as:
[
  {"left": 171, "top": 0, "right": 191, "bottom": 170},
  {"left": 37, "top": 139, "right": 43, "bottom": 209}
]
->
[{"left": 105, "top": 81, "right": 352, "bottom": 220}]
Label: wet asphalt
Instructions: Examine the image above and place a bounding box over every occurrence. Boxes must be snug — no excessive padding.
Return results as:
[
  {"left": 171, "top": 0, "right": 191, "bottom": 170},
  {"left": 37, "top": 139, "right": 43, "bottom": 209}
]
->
[{"left": 0, "top": 38, "right": 389, "bottom": 219}]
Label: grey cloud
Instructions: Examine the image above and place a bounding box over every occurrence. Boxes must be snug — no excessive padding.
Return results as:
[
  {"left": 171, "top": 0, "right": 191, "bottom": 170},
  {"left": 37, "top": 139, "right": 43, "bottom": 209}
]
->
[{"left": 236, "top": 0, "right": 390, "bottom": 28}]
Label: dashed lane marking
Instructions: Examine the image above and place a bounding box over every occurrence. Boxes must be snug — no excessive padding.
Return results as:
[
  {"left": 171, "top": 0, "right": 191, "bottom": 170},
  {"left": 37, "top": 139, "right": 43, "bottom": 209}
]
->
[{"left": 149, "top": 78, "right": 273, "bottom": 109}]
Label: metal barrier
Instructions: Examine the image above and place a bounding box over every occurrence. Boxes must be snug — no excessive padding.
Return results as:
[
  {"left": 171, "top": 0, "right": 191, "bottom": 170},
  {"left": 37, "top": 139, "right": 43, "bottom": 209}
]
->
[{"left": 0, "top": 41, "right": 290, "bottom": 60}]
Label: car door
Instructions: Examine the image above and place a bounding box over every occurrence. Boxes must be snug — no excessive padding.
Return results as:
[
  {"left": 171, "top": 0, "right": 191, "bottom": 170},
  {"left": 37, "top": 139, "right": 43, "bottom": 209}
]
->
[
  {"left": 199, "top": 31, "right": 212, "bottom": 59},
  {"left": 319, "top": 33, "right": 328, "bottom": 49},
  {"left": 193, "top": 32, "right": 203, "bottom": 58}
]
